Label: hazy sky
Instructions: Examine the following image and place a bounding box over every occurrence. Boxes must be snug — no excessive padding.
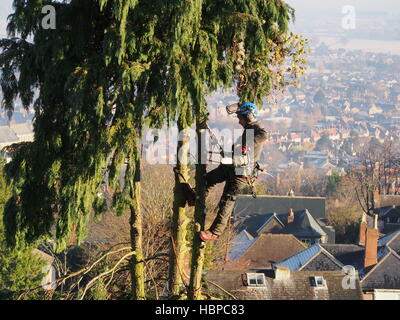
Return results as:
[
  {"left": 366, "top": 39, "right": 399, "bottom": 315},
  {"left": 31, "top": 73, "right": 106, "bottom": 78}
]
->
[
  {"left": 1, "top": 0, "right": 400, "bottom": 37},
  {"left": 0, "top": 1, "right": 12, "bottom": 37},
  {"left": 286, "top": 0, "right": 400, "bottom": 14}
]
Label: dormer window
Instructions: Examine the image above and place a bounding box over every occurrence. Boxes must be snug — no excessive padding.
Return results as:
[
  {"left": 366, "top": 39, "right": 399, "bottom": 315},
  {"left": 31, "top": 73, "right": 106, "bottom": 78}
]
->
[
  {"left": 300, "top": 238, "right": 311, "bottom": 244},
  {"left": 387, "top": 217, "right": 400, "bottom": 224},
  {"left": 245, "top": 273, "right": 266, "bottom": 287},
  {"left": 311, "top": 276, "right": 327, "bottom": 289}
]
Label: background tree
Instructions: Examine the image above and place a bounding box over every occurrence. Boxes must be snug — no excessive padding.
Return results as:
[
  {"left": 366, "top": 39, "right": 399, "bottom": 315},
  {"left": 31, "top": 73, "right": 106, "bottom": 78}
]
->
[
  {"left": 326, "top": 175, "right": 363, "bottom": 243},
  {"left": 315, "top": 133, "right": 333, "bottom": 152},
  {"left": 326, "top": 172, "right": 341, "bottom": 195},
  {"left": 351, "top": 139, "right": 384, "bottom": 217},
  {"left": 351, "top": 139, "right": 400, "bottom": 216},
  {"left": 0, "top": 159, "right": 46, "bottom": 299},
  {"left": 0, "top": 0, "right": 174, "bottom": 299}
]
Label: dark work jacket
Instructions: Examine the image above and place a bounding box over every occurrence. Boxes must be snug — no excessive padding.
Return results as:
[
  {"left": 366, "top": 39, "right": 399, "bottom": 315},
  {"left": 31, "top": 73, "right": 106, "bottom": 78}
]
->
[{"left": 242, "top": 120, "right": 268, "bottom": 162}]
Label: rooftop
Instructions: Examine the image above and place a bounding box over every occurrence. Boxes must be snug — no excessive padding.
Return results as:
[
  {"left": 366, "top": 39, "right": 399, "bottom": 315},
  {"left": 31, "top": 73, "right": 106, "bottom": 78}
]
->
[
  {"left": 226, "top": 234, "right": 306, "bottom": 270},
  {"left": 205, "top": 269, "right": 364, "bottom": 300}
]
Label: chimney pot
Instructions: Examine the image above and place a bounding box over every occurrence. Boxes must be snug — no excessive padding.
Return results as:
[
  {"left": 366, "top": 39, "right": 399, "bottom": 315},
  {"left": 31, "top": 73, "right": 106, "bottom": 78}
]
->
[
  {"left": 288, "top": 208, "right": 295, "bottom": 224},
  {"left": 359, "top": 213, "right": 368, "bottom": 246},
  {"left": 364, "top": 227, "right": 379, "bottom": 269},
  {"left": 374, "top": 188, "right": 380, "bottom": 207},
  {"left": 275, "top": 266, "right": 291, "bottom": 281}
]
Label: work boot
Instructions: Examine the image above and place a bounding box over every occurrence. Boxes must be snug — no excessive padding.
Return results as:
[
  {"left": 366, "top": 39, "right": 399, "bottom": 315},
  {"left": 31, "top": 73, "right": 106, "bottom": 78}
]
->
[{"left": 199, "top": 230, "right": 219, "bottom": 242}]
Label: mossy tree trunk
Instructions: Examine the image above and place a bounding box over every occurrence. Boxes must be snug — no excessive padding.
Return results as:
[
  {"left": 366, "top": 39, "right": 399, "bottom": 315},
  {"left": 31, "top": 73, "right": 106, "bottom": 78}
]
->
[
  {"left": 169, "top": 121, "right": 191, "bottom": 296},
  {"left": 188, "top": 116, "right": 208, "bottom": 300},
  {"left": 129, "top": 141, "right": 145, "bottom": 300}
]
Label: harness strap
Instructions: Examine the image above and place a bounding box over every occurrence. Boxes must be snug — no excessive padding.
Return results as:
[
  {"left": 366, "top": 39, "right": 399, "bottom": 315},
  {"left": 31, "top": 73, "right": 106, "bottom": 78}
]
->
[{"left": 245, "top": 162, "right": 263, "bottom": 198}]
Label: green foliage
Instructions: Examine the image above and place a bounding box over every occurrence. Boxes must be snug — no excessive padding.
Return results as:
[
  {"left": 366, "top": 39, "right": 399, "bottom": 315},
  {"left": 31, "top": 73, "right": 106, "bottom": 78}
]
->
[
  {"left": 0, "top": 0, "right": 306, "bottom": 255},
  {"left": 0, "top": 160, "right": 46, "bottom": 296},
  {"left": 89, "top": 278, "right": 109, "bottom": 300},
  {"left": 326, "top": 172, "right": 341, "bottom": 195},
  {"left": 0, "top": 0, "right": 308, "bottom": 301},
  {"left": 0, "top": 247, "right": 46, "bottom": 294}
]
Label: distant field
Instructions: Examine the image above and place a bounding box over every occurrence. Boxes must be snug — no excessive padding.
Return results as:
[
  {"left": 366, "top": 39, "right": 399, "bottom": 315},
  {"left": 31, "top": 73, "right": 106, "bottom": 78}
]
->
[{"left": 315, "top": 36, "right": 400, "bottom": 55}]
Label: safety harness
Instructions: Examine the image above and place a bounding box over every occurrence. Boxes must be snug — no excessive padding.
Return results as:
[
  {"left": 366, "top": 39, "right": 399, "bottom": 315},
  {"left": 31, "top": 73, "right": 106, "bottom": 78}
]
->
[
  {"left": 174, "top": 122, "right": 271, "bottom": 205},
  {"left": 205, "top": 123, "right": 266, "bottom": 198}
]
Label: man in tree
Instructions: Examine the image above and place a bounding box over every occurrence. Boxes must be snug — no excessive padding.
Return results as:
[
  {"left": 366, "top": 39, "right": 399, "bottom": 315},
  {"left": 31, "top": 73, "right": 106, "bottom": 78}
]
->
[{"left": 200, "top": 102, "right": 268, "bottom": 241}]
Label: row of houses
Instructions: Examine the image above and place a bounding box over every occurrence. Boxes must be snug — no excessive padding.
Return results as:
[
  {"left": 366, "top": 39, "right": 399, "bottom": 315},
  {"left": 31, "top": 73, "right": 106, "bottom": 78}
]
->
[
  {"left": 0, "top": 122, "right": 34, "bottom": 149},
  {"left": 205, "top": 195, "right": 400, "bottom": 300}
]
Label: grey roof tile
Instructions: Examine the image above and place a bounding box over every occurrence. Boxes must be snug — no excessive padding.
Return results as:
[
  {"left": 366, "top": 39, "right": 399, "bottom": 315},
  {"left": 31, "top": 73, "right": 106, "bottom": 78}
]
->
[
  {"left": 273, "top": 244, "right": 323, "bottom": 271},
  {"left": 234, "top": 195, "right": 326, "bottom": 220},
  {"left": 236, "top": 209, "right": 327, "bottom": 240},
  {"left": 229, "top": 230, "right": 256, "bottom": 260},
  {"left": 378, "top": 229, "right": 400, "bottom": 247},
  {"left": 225, "top": 234, "right": 306, "bottom": 270},
  {"left": 0, "top": 126, "right": 19, "bottom": 144}
]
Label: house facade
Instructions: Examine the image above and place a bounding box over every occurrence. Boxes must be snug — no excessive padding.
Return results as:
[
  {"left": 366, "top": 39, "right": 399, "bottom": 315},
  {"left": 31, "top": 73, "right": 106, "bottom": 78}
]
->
[
  {"left": 205, "top": 268, "right": 364, "bottom": 300},
  {"left": 272, "top": 225, "right": 400, "bottom": 300}
]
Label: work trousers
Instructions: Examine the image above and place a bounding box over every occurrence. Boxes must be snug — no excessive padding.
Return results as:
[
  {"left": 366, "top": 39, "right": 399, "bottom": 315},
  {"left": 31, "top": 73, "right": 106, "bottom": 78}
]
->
[{"left": 205, "top": 164, "right": 248, "bottom": 236}]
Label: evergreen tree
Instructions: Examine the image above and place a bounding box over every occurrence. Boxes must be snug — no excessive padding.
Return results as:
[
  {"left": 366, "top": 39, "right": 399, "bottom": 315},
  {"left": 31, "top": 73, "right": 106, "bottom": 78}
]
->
[
  {"left": 0, "top": 160, "right": 45, "bottom": 298},
  {"left": 177, "top": 0, "right": 308, "bottom": 299},
  {"left": 1, "top": 0, "right": 164, "bottom": 299},
  {"left": 326, "top": 172, "right": 341, "bottom": 195},
  {"left": 0, "top": 0, "right": 307, "bottom": 300}
]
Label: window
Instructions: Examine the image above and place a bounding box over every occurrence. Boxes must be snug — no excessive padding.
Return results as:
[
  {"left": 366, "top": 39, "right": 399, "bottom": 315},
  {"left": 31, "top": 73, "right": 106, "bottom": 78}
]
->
[
  {"left": 311, "top": 276, "right": 327, "bottom": 289},
  {"left": 246, "top": 273, "right": 266, "bottom": 287},
  {"left": 387, "top": 217, "right": 400, "bottom": 224}
]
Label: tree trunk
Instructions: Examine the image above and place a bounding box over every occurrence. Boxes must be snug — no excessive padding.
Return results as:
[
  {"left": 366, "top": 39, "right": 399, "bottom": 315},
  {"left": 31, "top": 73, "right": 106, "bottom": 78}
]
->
[
  {"left": 129, "top": 143, "right": 146, "bottom": 300},
  {"left": 188, "top": 116, "right": 208, "bottom": 300},
  {"left": 169, "top": 123, "right": 190, "bottom": 296}
]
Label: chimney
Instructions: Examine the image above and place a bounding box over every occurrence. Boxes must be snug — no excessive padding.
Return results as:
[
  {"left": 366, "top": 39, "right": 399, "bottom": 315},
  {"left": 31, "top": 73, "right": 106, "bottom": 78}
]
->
[
  {"left": 275, "top": 173, "right": 280, "bottom": 188},
  {"left": 275, "top": 266, "right": 291, "bottom": 281},
  {"left": 374, "top": 213, "right": 378, "bottom": 229},
  {"left": 358, "top": 213, "right": 367, "bottom": 246},
  {"left": 288, "top": 208, "right": 294, "bottom": 224},
  {"left": 364, "top": 215, "right": 379, "bottom": 269},
  {"left": 373, "top": 187, "right": 380, "bottom": 208}
]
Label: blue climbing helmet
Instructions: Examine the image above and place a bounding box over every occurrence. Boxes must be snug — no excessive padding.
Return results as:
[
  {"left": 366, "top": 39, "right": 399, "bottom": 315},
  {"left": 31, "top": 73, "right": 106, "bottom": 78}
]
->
[
  {"left": 236, "top": 102, "right": 258, "bottom": 118},
  {"left": 229, "top": 102, "right": 258, "bottom": 123},
  {"left": 226, "top": 102, "right": 258, "bottom": 117}
]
